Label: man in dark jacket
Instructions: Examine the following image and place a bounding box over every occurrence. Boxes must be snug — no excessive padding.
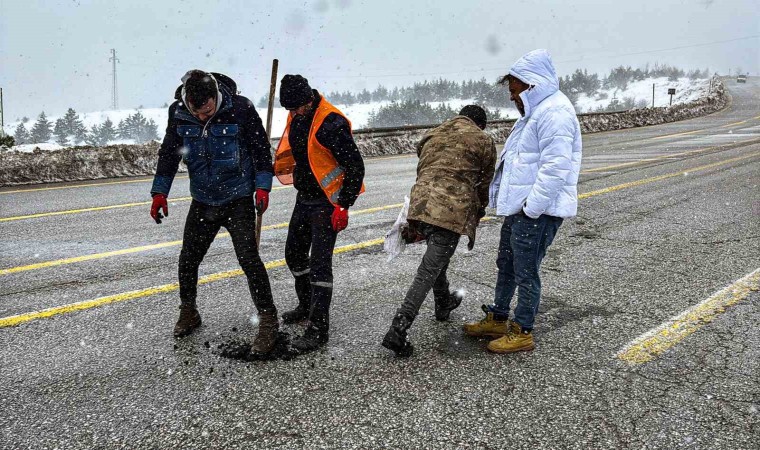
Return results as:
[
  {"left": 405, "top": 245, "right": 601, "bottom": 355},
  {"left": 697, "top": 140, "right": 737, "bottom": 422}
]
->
[
  {"left": 150, "top": 70, "right": 278, "bottom": 354},
  {"left": 273, "top": 75, "right": 365, "bottom": 353},
  {"left": 382, "top": 105, "right": 497, "bottom": 357}
]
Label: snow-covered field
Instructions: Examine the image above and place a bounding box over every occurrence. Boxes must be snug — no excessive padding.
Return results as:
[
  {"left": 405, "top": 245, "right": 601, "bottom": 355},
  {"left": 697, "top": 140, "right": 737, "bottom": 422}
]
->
[
  {"left": 2, "top": 77, "right": 709, "bottom": 152},
  {"left": 574, "top": 77, "right": 709, "bottom": 112}
]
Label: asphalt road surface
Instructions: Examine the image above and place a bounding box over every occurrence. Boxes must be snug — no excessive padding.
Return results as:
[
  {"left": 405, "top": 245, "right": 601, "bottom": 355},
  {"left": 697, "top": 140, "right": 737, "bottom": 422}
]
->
[{"left": 1, "top": 78, "right": 758, "bottom": 449}]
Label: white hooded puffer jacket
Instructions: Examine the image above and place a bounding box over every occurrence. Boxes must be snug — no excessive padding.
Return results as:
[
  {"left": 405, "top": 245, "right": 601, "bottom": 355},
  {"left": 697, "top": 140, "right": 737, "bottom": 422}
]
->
[{"left": 489, "top": 49, "right": 582, "bottom": 219}]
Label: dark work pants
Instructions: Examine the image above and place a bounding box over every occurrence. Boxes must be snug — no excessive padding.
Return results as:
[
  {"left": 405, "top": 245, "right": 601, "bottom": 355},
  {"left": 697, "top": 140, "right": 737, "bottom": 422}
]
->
[
  {"left": 178, "top": 196, "right": 275, "bottom": 312},
  {"left": 285, "top": 199, "right": 339, "bottom": 333},
  {"left": 396, "top": 223, "right": 461, "bottom": 322}
]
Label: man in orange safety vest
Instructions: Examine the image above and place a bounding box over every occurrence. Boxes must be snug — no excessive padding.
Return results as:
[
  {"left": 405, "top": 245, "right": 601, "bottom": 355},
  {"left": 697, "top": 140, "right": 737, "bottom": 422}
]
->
[{"left": 273, "top": 74, "right": 365, "bottom": 354}]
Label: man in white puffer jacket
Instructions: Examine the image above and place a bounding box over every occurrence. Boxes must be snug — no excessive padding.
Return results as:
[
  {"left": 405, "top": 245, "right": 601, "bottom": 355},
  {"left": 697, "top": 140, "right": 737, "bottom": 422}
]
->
[{"left": 463, "top": 49, "right": 582, "bottom": 354}]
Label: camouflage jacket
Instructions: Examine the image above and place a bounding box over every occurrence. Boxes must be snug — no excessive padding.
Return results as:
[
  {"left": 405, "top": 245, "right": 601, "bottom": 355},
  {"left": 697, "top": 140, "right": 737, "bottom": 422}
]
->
[{"left": 408, "top": 116, "right": 497, "bottom": 249}]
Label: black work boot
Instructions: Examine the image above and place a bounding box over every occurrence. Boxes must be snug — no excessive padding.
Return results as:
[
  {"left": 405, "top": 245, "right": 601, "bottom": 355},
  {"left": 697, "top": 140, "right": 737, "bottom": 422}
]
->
[
  {"left": 282, "top": 275, "right": 312, "bottom": 324},
  {"left": 282, "top": 306, "right": 310, "bottom": 324},
  {"left": 290, "top": 325, "right": 329, "bottom": 354},
  {"left": 252, "top": 308, "right": 280, "bottom": 354},
  {"left": 173, "top": 306, "right": 202, "bottom": 338},
  {"left": 382, "top": 313, "right": 414, "bottom": 357},
  {"left": 434, "top": 290, "right": 464, "bottom": 321}
]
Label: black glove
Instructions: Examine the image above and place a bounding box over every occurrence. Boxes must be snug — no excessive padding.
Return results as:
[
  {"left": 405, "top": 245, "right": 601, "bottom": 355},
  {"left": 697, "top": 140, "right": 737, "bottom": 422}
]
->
[{"left": 401, "top": 223, "right": 425, "bottom": 244}]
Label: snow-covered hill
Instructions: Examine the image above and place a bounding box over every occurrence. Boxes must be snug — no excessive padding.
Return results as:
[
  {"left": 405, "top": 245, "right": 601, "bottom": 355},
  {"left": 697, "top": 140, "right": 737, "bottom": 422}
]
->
[
  {"left": 2, "top": 77, "right": 709, "bottom": 152},
  {"left": 574, "top": 77, "right": 710, "bottom": 112}
]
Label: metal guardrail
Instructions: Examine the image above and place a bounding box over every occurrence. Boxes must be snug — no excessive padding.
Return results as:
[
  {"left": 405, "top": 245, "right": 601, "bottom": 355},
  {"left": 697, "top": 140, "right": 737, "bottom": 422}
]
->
[
  {"left": 263, "top": 107, "right": 665, "bottom": 142},
  {"left": 349, "top": 108, "right": 641, "bottom": 136}
]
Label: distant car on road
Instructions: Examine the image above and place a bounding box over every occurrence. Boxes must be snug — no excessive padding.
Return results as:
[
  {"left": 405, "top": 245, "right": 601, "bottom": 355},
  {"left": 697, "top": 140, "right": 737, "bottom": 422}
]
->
[{"left": 736, "top": 75, "right": 747, "bottom": 83}]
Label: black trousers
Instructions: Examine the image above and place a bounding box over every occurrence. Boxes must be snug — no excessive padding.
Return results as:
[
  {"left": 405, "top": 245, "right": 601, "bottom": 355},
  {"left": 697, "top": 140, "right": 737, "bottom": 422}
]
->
[
  {"left": 178, "top": 196, "right": 275, "bottom": 312},
  {"left": 397, "top": 222, "right": 461, "bottom": 321},
  {"left": 284, "top": 198, "right": 339, "bottom": 333}
]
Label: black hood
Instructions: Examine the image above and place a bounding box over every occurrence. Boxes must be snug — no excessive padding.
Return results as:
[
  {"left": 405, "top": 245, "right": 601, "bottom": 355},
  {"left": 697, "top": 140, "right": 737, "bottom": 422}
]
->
[{"left": 173, "top": 72, "right": 237, "bottom": 100}]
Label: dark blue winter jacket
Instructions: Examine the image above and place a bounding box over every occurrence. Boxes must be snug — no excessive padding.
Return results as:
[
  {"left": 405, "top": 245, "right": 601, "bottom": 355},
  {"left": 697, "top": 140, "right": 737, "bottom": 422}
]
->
[{"left": 151, "top": 73, "right": 273, "bottom": 206}]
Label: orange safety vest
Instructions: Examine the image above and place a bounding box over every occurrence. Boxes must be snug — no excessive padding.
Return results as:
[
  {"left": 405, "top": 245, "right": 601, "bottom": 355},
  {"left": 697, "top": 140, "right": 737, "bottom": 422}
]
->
[{"left": 274, "top": 98, "right": 365, "bottom": 207}]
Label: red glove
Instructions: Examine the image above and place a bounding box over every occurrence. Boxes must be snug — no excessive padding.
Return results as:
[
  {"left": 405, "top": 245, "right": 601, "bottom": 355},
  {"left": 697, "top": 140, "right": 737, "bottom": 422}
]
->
[
  {"left": 255, "top": 188, "right": 269, "bottom": 213},
  {"left": 331, "top": 206, "right": 349, "bottom": 232},
  {"left": 150, "top": 194, "right": 168, "bottom": 224}
]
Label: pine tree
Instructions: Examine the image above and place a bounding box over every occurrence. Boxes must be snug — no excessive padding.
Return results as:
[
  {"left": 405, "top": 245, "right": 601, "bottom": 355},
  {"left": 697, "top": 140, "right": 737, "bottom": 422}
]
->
[
  {"left": 0, "top": 134, "right": 15, "bottom": 148},
  {"left": 30, "top": 112, "right": 53, "bottom": 143},
  {"left": 99, "top": 117, "right": 116, "bottom": 144},
  {"left": 84, "top": 124, "right": 101, "bottom": 146},
  {"left": 54, "top": 118, "right": 70, "bottom": 146},
  {"left": 117, "top": 111, "right": 158, "bottom": 143},
  {"left": 117, "top": 116, "right": 131, "bottom": 140},
  {"left": 141, "top": 118, "right": 159, "bottom": 142},
  {"left": 14, "top": 123, "right": 31, "bottom": 145},
  {"left": 61, "top": 108, "right": 87, "bottom": 144}
]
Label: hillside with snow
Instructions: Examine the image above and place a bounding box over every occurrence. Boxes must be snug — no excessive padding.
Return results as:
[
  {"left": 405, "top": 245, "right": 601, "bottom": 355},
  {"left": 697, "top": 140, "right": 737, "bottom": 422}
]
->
[
  {"left": 2, "top": 77, "right": 710, "bottom": 152},
  {"left": 574, "top": 77, "right": 710, "bottom": 113}
]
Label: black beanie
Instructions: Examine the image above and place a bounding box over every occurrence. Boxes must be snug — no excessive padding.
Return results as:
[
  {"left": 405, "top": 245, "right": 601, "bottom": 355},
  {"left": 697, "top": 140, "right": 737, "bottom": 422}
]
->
[
  {"left": 459, "top": 105, "right": 488, "bottom": 130},
  {"left": 280, "top": 74, "right": 314, "bottom": 109}
]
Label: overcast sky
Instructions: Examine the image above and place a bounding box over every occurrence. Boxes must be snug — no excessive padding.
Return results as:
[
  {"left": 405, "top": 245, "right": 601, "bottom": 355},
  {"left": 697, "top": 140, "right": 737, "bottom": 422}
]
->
[{"left": 1, "top": 0, "right": 757, "bottom": 121}]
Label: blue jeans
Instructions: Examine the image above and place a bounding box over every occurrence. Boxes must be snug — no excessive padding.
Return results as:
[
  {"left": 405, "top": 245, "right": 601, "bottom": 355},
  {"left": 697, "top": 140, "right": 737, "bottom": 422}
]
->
[{"left": 490, "top": 214, "right": 563, "bottom": 330}]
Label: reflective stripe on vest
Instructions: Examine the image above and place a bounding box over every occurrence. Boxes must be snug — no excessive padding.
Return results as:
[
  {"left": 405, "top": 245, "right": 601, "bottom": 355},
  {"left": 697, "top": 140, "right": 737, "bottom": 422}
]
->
[{"left": 320, "top": 166, "right": 345, "bottom": 188}]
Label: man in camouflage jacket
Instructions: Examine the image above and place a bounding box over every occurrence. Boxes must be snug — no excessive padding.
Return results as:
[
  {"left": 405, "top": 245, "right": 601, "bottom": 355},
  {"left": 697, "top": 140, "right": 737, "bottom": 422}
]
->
[{"left": 382, "top": 105, "right": 497, "bottom": 357}]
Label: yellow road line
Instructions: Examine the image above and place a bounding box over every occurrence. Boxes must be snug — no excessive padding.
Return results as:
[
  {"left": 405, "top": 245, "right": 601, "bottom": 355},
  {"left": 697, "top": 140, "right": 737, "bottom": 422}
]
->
[
  {"left": 651, "top": 129, "right": 702, "bottom": 140},
  {"left": 0, "top": 238, "right": 385, "bottom": 328},
  {"left": 0, "top": 197, "right": 191, "bottom": 222},
  {"left": 0, "top": 203, "right": 403, "bottom": 276},
  {"left": 0, "top": 151, "right": 414, "bottom": 196},
  {"left": 581, "top": 139, "right": 760, "bottom": 174},
  {"left": 578, "top": 152, "right": 759, "bottom": 199},
  {"left": 616, "top": 269, "right": 760, "bottom": 364},
  {"left": 0, "top": 187, "right": 292, "bottom": 223},
  {"left": 649, "top": 117, "right": 753, "bottom": 141},
  {"left": 2, "top": 150, "right": 757, "bottom": 327},
  {"left": 0, "top": 176, "right": 187, "bottom": 195}
]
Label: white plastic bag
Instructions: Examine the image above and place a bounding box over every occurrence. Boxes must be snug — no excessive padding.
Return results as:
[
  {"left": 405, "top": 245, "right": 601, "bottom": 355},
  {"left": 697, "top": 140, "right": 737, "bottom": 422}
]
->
[{"left": 383, "top": 196, "right": 410, "bottom": 261}]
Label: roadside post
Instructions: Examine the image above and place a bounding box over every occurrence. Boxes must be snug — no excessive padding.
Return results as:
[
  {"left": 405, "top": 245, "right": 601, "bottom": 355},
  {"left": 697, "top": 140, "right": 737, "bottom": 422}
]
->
[
  {"left": 0, "top": 88, "right": 4, "bottom": 137},
  {"left": 257, "top": 58, "right": 279, "bottom": 248}
]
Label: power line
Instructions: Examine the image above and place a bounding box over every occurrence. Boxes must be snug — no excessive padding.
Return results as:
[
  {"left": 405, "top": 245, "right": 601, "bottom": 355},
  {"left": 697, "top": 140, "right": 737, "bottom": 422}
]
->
[
  {"left": 554, "top": 34, "right": 760, "bottom": 63},
  {"left": 294, "top": 34, "right": 760, "bottom": 79}
]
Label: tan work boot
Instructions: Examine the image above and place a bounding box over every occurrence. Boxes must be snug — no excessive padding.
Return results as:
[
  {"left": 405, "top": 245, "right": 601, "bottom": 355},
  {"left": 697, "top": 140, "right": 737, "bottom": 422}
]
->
[
  {"left": 173, "top": 307, "right": 202, "bottom": 338},
  {"left": 463, "top": 305, "right": 518, "bottom": 337},
  {"left": 252, "top": 309, "right": 279, "bottom": 354},
  {"left": 487, "top": 329, "right": 535, "bottom": 354}
]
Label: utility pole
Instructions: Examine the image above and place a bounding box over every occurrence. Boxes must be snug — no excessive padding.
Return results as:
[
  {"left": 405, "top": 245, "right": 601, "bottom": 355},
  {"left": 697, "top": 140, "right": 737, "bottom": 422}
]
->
[
  {"left": 0, "top": 88, "right": 4, "bottom": 137},
  {"left": 109, "top": 49, "right": 119, "bottom": 110},
  {"left": 652, "top": 83, "right": 655, "bottom": 108}
]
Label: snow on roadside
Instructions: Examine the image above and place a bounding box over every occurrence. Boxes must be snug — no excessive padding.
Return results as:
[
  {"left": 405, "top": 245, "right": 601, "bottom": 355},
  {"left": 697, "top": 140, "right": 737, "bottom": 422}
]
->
[
  {"left": 2, "top": 77, "right": 707, "bottom": 151},
  {"left": 574, "top": 77, "right": 709, "bottom": 113},
  {"left": 0, "top": 79, "right": 728, "bottom": 187},
  {"left": 7, "top": 143, "right": 65, "bottom": 153}
]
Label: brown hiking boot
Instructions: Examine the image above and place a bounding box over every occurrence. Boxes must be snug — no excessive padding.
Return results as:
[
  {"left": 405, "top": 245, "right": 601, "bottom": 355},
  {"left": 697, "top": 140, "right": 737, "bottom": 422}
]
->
[
  {"left": 463, "top": 305, "right": 515, "bottom": 338},
  {"left": 252, "top": 309, "right": 280, "bottom": 354},
  {"left": 487, "top": 329, "right": 535, "bottom": 354},
  {"left": 173, "top": 307, "right": 202, "bottom": 338}
]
